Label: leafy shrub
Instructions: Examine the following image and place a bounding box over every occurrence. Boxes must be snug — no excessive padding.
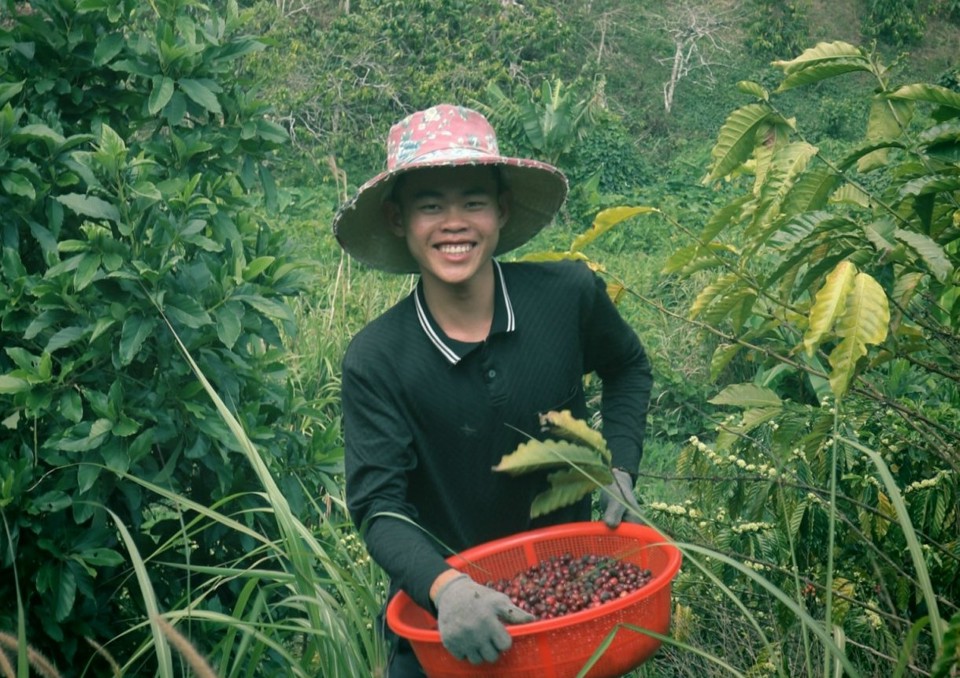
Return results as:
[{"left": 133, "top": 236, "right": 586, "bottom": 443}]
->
[
  {"left": 745, "top": 0, "right": 809, "bottom": 58},
  {"left": 662, "top": 41, "right": 960, "bottom": 673},
  {"left": 0, "top": 0, "right": 317, "bottom": 671},
  {"left": 862, "top": 0, "right": 926, "bottom": 46}
]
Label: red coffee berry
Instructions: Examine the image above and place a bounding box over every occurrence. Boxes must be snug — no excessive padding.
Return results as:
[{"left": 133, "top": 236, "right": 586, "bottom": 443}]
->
[{"left": 486, "top": 553, "right": 654, "bottom": 621}]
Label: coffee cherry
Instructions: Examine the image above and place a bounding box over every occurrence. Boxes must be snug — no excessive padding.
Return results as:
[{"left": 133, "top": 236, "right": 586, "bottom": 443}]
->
[{"left": 486, "top": 553, "right": 653, "bottom": 621}]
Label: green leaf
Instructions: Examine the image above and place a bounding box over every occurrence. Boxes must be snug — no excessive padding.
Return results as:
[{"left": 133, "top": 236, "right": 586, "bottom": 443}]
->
[
  {"left": 78, "top": 463, "right": 101, "bottom": 494},
  {"left": 492, "top": 439, "right": 608, "bottom": 475},
  {"left": 0, "top": 375, "right": 29, "bottom": 394},
  {"left": 804, "top": 260, "right": 857, "bottom": 356},
  {"left": 0, "top": 81, "right": 24, "bottom": 107},
  {"left": 93, "top": 33, "right": 125, "bottom": 65},
  {"left": 243, "top": 256, "right": 275, "bottom": 281},
  {"left": 709, "top": 383, "right": 782, "bottom": 409},
  {"left": 163, "top": 301, "right": 212, "bottom": 329},
  {"left": 256, "top": 119, "right": 288, "bottom": 144},
  {"left": 75, "top": 253, "right": 101, "bottom": 290},
  {"left": 777, "top": 61, "right": 873, "bottom": 91},
  {"left": 119, "top": 315, "right": 157, "bottom": 366},
  {"left": 705, "top": 103, "right": 772, "bottom": 183},
  {"left": 781, "top": 167, "right": 842, "bottom": 214},
  {"left": 772, "top": 41, "right": 865, "bottom": 74},
  {"left": 538, "top": 410, "right": 608, "bottom": 455},
  {"left": 1, "top": 172, "right": 36, "bottom": 199},
  {"left": 887, "top": 84, "right": 960, "bottom": 111},
  {"left": 689, "top": 272, "right": 738, "bottom": 320},
  {"left": 788, "top": 501, "right": 806, "bottom": 538},
  {"left": 709, "top": 343, "right": 742, "bottom": 382},
  {"left": 234, "top": 294, "right": 294, "bottom": 323},
  {"left": 13, "top": 123, "right": 66, "bottom": 147},
  {"left": 716, "top": 407, "right": 782, "bottom": 451},
  {"left": 56, "top": 194, "right": 120, "bottom": 222},
  {"left": 31, "top": 490, "right": 72, "bottom": 513},
  {"left": 54, "top": 565, "right": 77, "bottom": 622},
  {"left": 46, "top": 326, "right": 87, "bottom": 353},
  {"left": 58, "top": 419, "right": 113, "bottom": 452},
  {"left": 179, "top": 78, "right": 222, "bottom": 115},
  {"left": 215, "top": 302, "right": 243, "bottom": 349},
  {"left": 894, "top": 229, "right": 953, "bottom": 283},
  {"left": 531, "top": 468, "right": 607, "bottom": 518},
  {"left": 149, "top": 76, "right": 175, "bottom": 115},
  {"left": 859, "top": 98, "right": 913, "bottom": 171},
  {"left": 897, "top": 174, "right": 960, "bottom": 201},
  {"left": 736, "top": 80, "right": 768, "bottom": 100},
  {"left": 60, "top": 390, "right": 83, "bottom": 423},
  {"left": 76, "top": 548, "right": 125, "bottom": 567}
]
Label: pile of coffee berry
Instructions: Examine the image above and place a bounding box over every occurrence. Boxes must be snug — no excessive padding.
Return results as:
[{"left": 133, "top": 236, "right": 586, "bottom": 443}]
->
[{"left": 485, "top": 552, "right": 653, "bottom": 620}]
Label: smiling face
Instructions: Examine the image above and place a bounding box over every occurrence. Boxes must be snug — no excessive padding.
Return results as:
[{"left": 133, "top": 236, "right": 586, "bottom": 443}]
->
[{"left": 385, "top": 165, "right": 510, "bottom": 292}]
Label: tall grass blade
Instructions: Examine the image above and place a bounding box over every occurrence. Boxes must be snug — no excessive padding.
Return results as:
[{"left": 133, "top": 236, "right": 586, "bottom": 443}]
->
[
  {"left": 577, "top": 625, "right": 746, "bottom": 678},
  {"left": 840, "top": 436, "right": 945, "bottom": 651},
  {"left": 678, "top": 543, "right": 861, "bottom": 677},
  {"left": 104, "top": 508, "right": 173, "bottom": 677},
  {"left": 2, "top": 510, "right": 30, "bottom": 678}
]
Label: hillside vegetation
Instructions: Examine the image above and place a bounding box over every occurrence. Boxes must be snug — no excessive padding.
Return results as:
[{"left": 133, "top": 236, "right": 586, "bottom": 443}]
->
[{"left": 1, "top": 0, "right": 959, "bottom": 676}]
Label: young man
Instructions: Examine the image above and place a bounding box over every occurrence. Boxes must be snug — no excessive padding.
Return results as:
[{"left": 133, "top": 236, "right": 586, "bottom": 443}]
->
[{"left": 334, "top": 104, "right": 653, "bottom": 676}]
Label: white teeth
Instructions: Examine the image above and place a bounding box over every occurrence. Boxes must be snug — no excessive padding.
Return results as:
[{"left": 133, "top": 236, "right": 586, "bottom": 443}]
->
[{"left": 438, "top": 243, "right": 473, "bottom": 254}]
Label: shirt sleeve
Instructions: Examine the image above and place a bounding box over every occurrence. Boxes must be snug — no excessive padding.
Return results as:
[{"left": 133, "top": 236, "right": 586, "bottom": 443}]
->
[
  {"left": 341, "top": 345, "right": 451, "bottom": 611},
  {"left": 578, "top": 265, "right": 653, "bottom": 473}
]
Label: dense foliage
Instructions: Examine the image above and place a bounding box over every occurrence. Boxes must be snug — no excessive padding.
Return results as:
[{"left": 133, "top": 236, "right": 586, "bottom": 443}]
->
[
  {"left": 658, "top": 41, "right": 959, "bottom": 673},
  {"left": 0, "top": 0, "right": 318, "bottom": 671}
]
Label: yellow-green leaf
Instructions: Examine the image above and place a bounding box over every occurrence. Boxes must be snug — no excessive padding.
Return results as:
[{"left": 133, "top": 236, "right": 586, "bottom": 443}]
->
[
  {"left": 827, "top": 272, "right": 890, "bottom": 397},
  {"left": 492, "top": 439, "right": 607, "bottom": 476},
  {"left": 772, "top": 41, "right": 865, "bottom": 75},
  {"left": 709, "top": 343, "right": 742, "bottom": 382},
  {"left": 530, "top": 468, "right": 610, "bottom": 518},
  {"left": 837, "top": 272, "right": 890, "bottom": 343},
  {"left": 858, "top": 97, "right": 912, "bottom": 172},
  {"left": 887, "top": 83, "right": 960, "bottom": 110},
  {"left": 895, "top": 228, "right": 954, "bottom": 283},
  {"left": 804, "top": 260, "right": 857, "bottom": 356},
  {"left": 705, "top": 103, "right": 772, "bottom": 183},
  {"left": 570, "top": 206, "right": 657, "bottom": 253},
  {"left": 538, "top": 410, "right": 608, "bottom": 456},
  {"left": 709, "top": 383, "right": 782, "bottom": 409}
]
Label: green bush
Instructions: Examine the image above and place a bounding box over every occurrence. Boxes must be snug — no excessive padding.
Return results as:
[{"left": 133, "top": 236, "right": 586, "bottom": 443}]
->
[
  {"left": 661, "top": 41, "right": 960, "bottom": 673},
  {"left": 0, "top": 0, "right": 317, "bottom": 671}
]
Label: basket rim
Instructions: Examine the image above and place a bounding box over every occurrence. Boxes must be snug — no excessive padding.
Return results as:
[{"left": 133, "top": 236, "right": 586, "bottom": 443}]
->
[{"left": 386, "top": 521, "right": 682, "bottom": 642}]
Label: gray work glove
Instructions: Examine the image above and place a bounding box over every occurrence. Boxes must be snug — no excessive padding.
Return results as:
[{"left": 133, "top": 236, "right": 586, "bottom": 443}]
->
[
  {"left": 600, "top": 468, "right": 641, "bottom": 528},
  {"left": 435, "top": 573, "right": 535, "bottom": 664}
]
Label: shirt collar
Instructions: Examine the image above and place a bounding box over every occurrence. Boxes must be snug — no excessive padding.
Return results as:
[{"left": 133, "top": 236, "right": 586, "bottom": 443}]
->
[{"left": 414, "top": 260, "right": 515, "bottom": 365}]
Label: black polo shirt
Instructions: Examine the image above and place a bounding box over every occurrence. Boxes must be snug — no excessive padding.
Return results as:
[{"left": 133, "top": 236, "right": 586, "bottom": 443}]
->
[{"left": 341, "top": 259, "right": 652, "bottom": 610}]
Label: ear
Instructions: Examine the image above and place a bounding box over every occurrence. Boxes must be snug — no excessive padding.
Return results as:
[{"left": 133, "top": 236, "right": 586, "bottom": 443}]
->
[
  {"left": 383, "top": 200, "right": 405, "bottom": 236},
  {"left": 497, "top": 190, "right": 512, "bottom": 229}
]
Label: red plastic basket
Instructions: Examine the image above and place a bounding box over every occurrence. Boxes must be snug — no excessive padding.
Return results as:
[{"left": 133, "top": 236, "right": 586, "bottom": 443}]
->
[{"left": 386, "top": 521, "right": 682, "bottom": 678}]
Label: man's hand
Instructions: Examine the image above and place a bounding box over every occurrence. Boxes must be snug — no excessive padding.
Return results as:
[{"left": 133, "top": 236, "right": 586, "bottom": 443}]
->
[
  {"left": 435, "top": 573, "right": 535, "bottom": 664},
  {"left": 600, "top": 468, "right": 641, "bottom": 527}
]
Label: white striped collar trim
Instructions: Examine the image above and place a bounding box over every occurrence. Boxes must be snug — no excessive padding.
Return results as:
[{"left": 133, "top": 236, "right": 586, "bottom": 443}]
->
[{"left": 415, "top": 260, "right": 515, "bottom": 365}]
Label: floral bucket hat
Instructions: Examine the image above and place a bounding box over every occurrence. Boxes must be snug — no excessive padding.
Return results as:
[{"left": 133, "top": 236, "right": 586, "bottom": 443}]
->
[{"left": 332, "top": 104, "right": 569, "bottom": 274}]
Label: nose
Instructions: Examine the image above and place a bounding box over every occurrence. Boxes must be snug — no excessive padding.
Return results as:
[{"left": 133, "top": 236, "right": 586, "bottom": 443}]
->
[{"left": 441, "top": 205, "right": 468, "bottom": 229}]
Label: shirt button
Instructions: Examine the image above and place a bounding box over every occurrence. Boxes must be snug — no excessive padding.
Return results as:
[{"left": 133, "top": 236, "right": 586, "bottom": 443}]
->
[{"left": 487, "top": 369, "right": 497, "bottom": 379}]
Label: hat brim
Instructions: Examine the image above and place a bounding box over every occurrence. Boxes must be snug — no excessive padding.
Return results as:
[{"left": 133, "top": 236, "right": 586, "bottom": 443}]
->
[{"left": 332, "top": 156, "right": 568, "bottom": 274}]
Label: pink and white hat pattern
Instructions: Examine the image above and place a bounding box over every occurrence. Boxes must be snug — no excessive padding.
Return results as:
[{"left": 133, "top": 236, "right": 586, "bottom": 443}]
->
[{"left": 333, "top": 104, "right": 568, "bottom": 274}]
